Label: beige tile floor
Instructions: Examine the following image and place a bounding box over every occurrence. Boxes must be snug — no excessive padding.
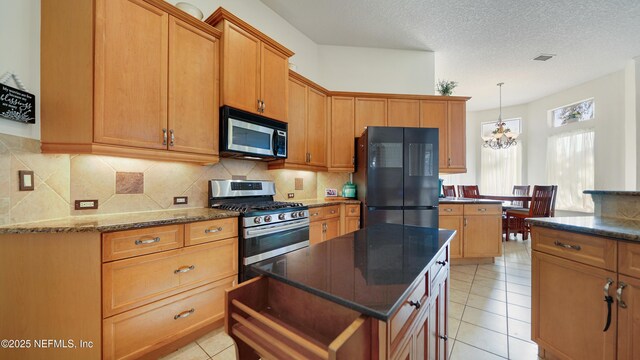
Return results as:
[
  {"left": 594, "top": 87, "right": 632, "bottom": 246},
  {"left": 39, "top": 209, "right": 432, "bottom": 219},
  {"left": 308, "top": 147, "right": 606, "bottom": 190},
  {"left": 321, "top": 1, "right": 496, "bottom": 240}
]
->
[{"left": 161, "top": 236, "right": 537, "bottom": 360}]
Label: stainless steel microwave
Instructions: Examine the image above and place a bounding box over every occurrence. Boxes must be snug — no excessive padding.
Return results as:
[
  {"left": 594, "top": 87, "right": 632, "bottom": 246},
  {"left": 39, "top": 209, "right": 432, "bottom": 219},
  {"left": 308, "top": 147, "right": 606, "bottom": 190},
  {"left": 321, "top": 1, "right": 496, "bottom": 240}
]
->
[{"left": 220, "top": 106, "right": 287, "bottom": 160}]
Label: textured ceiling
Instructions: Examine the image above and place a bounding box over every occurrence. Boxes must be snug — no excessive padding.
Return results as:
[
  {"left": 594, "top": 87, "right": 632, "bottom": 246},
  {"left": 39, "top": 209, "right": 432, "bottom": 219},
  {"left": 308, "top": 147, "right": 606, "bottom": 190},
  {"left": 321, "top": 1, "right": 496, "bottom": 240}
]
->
[{"left": 260, "top": 0, "right": 640, "bottom": 111}]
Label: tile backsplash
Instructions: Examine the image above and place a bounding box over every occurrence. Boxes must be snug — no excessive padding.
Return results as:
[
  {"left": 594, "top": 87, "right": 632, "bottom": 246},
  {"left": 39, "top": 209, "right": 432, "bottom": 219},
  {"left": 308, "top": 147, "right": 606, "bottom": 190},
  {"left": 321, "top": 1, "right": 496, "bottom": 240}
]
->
[{"left": 0, "top": 133, "right": 351, "bottom": 225}]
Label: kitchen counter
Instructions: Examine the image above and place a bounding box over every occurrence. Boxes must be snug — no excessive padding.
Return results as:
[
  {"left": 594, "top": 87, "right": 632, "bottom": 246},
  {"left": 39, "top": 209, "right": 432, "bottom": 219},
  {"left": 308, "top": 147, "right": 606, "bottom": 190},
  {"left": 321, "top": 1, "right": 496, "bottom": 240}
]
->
[
  {"left": 300, "top": 198, "right": 360, "bottom": 208},
  {"left": 250, "top": 223, "right": 455, "bottom": 320},
  {"left": 0, "top": 208, "right": 239, "bottom": 234},
  {"left": 439, "top": 197, "right": 503, "bottom": 204},
  {"left": 526, "top": 216, "right": 640, "bottom": 242}
]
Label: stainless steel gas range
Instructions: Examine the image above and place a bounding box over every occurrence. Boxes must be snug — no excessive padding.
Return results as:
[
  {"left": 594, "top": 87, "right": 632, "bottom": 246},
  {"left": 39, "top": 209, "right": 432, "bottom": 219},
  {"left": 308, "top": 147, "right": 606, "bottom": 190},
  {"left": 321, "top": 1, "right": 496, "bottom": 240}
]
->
[{"left": 208, "top": 179, "right": 309, "bottom": 282}]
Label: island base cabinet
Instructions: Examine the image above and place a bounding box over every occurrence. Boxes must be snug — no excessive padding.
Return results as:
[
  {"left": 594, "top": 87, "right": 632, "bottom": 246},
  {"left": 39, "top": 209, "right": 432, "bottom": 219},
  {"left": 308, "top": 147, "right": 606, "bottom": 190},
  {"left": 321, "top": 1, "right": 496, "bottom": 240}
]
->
[
  {"left": 225, "top": 276, "right": 371, "bottom": 360},
  {"left": 532, "top": 251, "right": 617, "bottom": 360},
  {"left": 617, "top": 275, "right": 640, "bottom": 360}
]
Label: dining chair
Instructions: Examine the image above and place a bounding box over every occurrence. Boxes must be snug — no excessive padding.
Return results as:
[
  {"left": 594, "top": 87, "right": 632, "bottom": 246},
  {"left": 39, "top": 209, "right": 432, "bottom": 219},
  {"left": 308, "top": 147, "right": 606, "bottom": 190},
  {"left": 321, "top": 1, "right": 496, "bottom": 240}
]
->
[
  {"left": 511, "top": 185, "right": 530, "bottom": 208},
  {"left": 460, "top": 185, "right": 480, "bottom": 199},
  {"left": 443, "top": 185, "right": 456, "bottom": 197},
  {"left": 504, "top": 185, "right": 557, "bottom": 240}
]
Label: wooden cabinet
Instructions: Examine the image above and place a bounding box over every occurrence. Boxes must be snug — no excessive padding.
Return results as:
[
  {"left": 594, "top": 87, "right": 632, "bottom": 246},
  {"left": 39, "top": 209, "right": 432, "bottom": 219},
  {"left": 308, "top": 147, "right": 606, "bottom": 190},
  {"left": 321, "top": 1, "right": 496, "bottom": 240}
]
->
[
  {"left": 269, "top": 72, "right": 329, "bottom": 171},
  {"left": 342, "top": 204, "right": 361, "bottom": 235},
  {"left": 207, "top": 8, "right": 292, "bottom": 122},
  {"left": 438, "top": 203, "right": 501, "bottom": 260},
  {"left": 355, "top": 97, "right": 387, "bottom": 137},
  {"left": 617, "top": 274, "right": 640, "bottom": 360},
  {"left": 41, "top": 0, "right": 221, "bottom": 164},
  {"left": 420, "top": 99, "right": 467, "bottom": 173},
  {"left": 309, "top": 205, "right": 342, "bottom": 245},
  {"left": 428, "top": 269, "right": 448, "bottom": 360},
  {"left": 388, "top": 99, "right": 420, "bottom": 128},
  {"left": 330, "top": 96, "right": 356, "bottom": 171}
]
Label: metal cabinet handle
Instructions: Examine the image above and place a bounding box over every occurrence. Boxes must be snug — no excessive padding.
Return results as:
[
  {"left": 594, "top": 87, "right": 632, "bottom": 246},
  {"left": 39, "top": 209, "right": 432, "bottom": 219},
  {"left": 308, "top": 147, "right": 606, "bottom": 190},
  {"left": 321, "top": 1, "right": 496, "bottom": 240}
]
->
[
  {"left": 603, "top": 278, "right": 614, "bottom": 332},
  {"left": 308, "top": 152, "right": 311, "bottom": 163},
  {"left": 257, "top": 99, "right": 262, "bottom": 112},
  {"left": 322, "top": 223, "right": 327, "bottom": 233},
  {"left": 169, "top": 129, "right": 175, "bottom": 147},
  {"left": 330, "top": 210, "right": 336, "bottom": 214},
  {"left": 311, "top": 212, "right": 320, "bottom": 217},
  {"left": 174, "top": 308, "right": 195, "bottom": 320},
  {"left": 553, "top": 240, "right": 581, "bottom": 251},
  {"left": 443, "top": 208, "right": 453, "bottom": 212},
  {"left": 436, "top": 260, "right": 447, "bottom": 266},
  {"left": 135, "top": 237, "right": 160, "bottom": 245},
  {"left": 464, "top": 218, "right": 468, "bottom": 226},
  {"left": 408, "top": 300, "right": 421, "bottom": 310},
  {"left": 162, "top": 128, "right": 167, "bottom": 145},
  {"left": 448, "top": 157, "right": 451, "bottom": 166},
  {"left": 478, "top": 208, "right": 487, "bottom": 212},
  {"left": 204, "top": 227, "right": 223, "bottom": 234},
  {"left": 439, "top": 335, "right": 448, "bottom": 341},
  {"left": 261, "top": 101, "right": 265, "bottom": 112},
  {"left": 618, "top": 282, "right": 627, "bottom": 308},
  {"left": 174, "top": 265, "right": 195, "bottom": 274}
]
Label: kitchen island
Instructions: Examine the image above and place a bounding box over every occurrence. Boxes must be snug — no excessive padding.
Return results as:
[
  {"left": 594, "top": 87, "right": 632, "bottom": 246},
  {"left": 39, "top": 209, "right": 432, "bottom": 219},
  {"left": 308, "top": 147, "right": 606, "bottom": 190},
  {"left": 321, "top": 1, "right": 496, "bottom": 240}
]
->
[{"left": 225, "top": 223, "right": 455, "bottom": 359}]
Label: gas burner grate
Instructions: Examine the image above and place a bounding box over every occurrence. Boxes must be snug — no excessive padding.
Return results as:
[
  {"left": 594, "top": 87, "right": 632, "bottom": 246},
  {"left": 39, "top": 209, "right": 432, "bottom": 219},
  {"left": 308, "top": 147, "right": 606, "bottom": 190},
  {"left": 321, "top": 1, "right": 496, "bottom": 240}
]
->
[{"left": 215, "top": 201, "right": 304, "bottom": 214}]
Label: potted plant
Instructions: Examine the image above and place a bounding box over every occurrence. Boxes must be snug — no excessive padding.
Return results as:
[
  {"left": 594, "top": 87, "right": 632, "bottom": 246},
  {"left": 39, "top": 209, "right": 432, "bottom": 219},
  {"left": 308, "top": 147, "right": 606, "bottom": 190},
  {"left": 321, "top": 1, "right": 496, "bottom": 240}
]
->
[{"left": 436, "top": 80, "right": 458, "bottom": 96}]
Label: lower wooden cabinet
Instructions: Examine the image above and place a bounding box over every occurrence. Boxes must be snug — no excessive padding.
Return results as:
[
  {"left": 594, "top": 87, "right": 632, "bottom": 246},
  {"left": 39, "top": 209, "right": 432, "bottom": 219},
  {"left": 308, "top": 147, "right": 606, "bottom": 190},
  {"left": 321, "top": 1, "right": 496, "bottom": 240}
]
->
[
  {"left": 343, "top": 204, "right": 361, "bottom": 235},
  {"left": 617, "top": 274, "right": 640, "bottom": 360},
  {"left": 439, "top": 203, "right": 501, "bottom": 260},
  {"left": 309, "top": 205, "right": 342, "bottom": 245}
]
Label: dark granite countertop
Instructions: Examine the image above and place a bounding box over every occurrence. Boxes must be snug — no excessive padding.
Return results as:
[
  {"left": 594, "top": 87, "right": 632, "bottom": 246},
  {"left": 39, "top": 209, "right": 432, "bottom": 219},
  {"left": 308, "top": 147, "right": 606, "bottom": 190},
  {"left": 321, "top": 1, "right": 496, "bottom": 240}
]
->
[
  {"left": 526, "top": 216, "right": 640, "bottom": 242},
  {"left": 300, "top": 199, "right": 361, "bottom": 208},
  {"left": 250, "top": 223, "right": 455, "bottom": 321},
  {"left": 0, "top": 208, "right": 239, "bottom": 234},
  {"left": 583, "top": 190, "right": 640, "bottom": 196},
  {"left": 439, "top": 197, "right": 503, "bottom": 204}
]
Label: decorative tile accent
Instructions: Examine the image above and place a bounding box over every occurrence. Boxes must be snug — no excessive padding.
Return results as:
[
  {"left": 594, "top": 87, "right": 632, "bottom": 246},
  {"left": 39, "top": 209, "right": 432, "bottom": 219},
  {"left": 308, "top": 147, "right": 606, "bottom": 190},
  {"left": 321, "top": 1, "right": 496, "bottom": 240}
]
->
[
  {"left": 115, "top": 172, "right": 144, "bottom": 194},
  {"left": 295, "top": 178, "right": 303, "bottom": 190}
]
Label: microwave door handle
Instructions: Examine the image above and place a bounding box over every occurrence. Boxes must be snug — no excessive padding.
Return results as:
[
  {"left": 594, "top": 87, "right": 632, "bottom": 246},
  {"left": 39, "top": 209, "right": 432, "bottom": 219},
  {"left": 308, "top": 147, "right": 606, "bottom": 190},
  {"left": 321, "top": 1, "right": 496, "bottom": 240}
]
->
[{"left": 272, "top": 130, "right": 278, "bottom": 157}]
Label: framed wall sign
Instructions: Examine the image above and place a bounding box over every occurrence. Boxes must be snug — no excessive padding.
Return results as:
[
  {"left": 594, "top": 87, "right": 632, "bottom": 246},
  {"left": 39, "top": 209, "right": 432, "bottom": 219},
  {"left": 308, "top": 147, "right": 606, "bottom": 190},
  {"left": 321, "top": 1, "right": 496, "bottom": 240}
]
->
[{"left": 0, "top": 83, "right": 36, "bottom": 124}]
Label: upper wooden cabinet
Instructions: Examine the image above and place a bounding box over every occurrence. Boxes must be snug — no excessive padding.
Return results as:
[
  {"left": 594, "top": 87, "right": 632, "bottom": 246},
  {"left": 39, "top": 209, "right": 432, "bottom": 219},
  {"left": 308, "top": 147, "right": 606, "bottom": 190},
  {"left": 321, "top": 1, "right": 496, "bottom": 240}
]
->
[
  {"left": 269, "top": 72, "right": 328, "bottom": 171},
  {"left": 206, "top": 8, "right": 293, "bottom": 122},
  {"left": 355, "top": 97, "right": 387, "bottom": 137},
  {"left": 388, "top": 99, "right": 420, "bottom": 128},
  {"left": 330, "top": 96, "right": 356, "bottom": 172},
  {"left": 41, "top": 0, "right": 221, "bottom": 164},
  {"left": 420, "top": 99, "right": 468, "bottom": 173}
]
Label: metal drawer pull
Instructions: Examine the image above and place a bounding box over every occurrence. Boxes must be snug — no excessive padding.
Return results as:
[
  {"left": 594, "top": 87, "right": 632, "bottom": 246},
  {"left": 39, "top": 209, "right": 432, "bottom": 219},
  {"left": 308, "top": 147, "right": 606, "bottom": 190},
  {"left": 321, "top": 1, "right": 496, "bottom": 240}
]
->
[
  {"left": 330, "top": 210, "right": 336, "bottom": 214},
  {"left": 169, "top": 129, "right": 175, "bottom": 147},
  {"left": 311, "top": 212, "right": 319, "bottom": 216},
  {"left": 478, "top": 208, "right": 487, "bottom": 212},
  {"left": 162, "top": 128, "right": 167, "bottom": 145},
  {"left": 439, "top": 335, "right": 448, "bottom": 341},
  {"left": 174, "top": 308, "right": 195, "bottom": 320},
  {"left": 174, "top": 265, "right": 195, "bottom": 274},
  {"left": 617, "top": 282, "right": 627, "bottom": 308},
  {"left": 443, "top": 208, "right": 453, "bottom": 212},
  {"left": 436, "top": 260, "right": 447, "bottom": 266},
  {"left": 553, "top": 240, "right": 581, "bottom": 251},
  {"left": 135, "top": 237, "right": 160, "bottom": 245},
  {"left": 204, "top": 227, "right": 223, "bottom": 234},
  {"left": 408, "top": 300, "right": 421, "bottom": 310}
]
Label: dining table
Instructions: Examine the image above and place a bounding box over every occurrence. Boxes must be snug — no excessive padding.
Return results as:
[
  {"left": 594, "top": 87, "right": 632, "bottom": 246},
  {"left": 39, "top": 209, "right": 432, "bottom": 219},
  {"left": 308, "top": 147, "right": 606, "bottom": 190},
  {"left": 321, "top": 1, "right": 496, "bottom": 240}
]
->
[{"left": 479, "top": 194, "right": 532, "bottom": 209}]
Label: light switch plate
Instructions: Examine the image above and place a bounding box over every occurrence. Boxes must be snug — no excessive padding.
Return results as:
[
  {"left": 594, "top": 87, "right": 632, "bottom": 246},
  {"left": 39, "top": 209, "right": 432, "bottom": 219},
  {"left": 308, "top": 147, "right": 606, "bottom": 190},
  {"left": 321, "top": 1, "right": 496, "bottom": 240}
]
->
[
  {"left": 173, "top": 196, "right": 188, "bottom": 205},
  {"left": 74, "top": 200, "right": 98, "bottom": 210},
  {"left": 18, "top": 170, "right": 34, "bottom": 191}
]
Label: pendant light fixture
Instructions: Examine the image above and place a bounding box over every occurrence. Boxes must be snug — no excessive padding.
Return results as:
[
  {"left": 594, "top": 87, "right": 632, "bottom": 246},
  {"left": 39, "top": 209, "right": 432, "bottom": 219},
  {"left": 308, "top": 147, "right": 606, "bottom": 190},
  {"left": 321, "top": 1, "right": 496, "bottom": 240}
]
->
[{"left": 483, "top": 82, "right": 518, "bottom": 149}]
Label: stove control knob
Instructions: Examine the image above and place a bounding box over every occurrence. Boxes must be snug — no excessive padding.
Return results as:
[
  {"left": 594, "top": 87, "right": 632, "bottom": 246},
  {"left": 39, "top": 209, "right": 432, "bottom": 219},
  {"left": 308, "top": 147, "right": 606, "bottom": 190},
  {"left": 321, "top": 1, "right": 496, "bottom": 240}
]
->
[
  {"left": 291, "top": 212, "right": 298, "bottom": 218},
  {"left": 278, "top": 213, "right": 286, "bottom": 220},
  {"left": 298, "top": 211, "right": 306, "bottom": 217},
  {"left": 264, "top": 215, "right": 272, "bottom": 222},
  {"left": 254, "top": 217, "right": 262, "bottom": 224}
]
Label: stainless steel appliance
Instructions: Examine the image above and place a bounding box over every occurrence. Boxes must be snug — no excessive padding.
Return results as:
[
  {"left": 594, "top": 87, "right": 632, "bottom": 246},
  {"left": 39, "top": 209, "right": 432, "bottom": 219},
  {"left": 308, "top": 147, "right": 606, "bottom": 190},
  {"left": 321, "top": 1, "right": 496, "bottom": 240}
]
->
[
  {"left": 353, "top": 126, "right": 439, "bottom": 228},
  {"left": 208, "top": 179, "right": 308, "bottom": 282},
  {"left": 220, "top": 106, "right": 287, "bottom": 160}
]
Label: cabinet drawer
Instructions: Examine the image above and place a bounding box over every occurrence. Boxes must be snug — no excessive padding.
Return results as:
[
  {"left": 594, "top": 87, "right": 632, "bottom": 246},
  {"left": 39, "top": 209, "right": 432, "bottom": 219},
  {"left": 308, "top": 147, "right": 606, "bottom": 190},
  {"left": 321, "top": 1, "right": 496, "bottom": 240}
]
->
[
  {"left": 439, "top": 204, "right": 463, "bottom": 216},
  {"left": 390, "top": 275, "right": 427, "bottom": 348},
  {"left": 345, "top": 204, "right": 360, "bottom": 217},
  {"left": 185, "top": 217, "right": 238, "bottom": 246},
  {"left": 324, "top": 205, "right": 341, "bottom": 219},
  {"left": 308, "top": 207, "right": 324, "bottom": 222},
  {"left": 103, "top": 239, "right": 238, "bottom": 317},
  {"left": 531, "top": 227, "right": 616, "bottom": 271},
  {"left": 103, "top": 277, "right": 235, "bottom": 360},
  {"left": 463, "top": 204, "right": 501, "bottom": 215},
  {"left": 619, "top": 241, "right": 640, "bottom": 278},
  {"left": 430, "top": 246, "right": 449, "bottom": 285},
  {"left": 102, "top": 225, "right": 184, "bottom": 262}
]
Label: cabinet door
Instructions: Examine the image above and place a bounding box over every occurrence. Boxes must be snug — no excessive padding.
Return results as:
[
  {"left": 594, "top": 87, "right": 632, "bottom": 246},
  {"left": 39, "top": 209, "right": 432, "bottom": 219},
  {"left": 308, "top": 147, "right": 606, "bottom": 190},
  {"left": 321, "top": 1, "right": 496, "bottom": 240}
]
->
[
  {"left": 94, "top": 0, "right": 168, "bottom": 149},
  {"left": 388, "top": 99, "right": 420, "bottom": 128},
  {"left": 221, "top": 21, "right": 261, "bottom": 114},
  {"left": 260, "top": 43, "right": 289, "bottom": 121},
  {"left": 463, "top": 215, "right": 502, "bottom": 258},
  {"left": 428, "top": 271, "right": 448, "bottom": 360},
  {"left": 419, "top": 100, "right": 447, "bottom": 169},
  {"left": 324, "top": 218, "right": 341, "bottom": 241},
  {"left": 618, "top": 274, "right": 640, "bottom": 360},
  {"left": 439, "top": 215, "right": 463, "bottom": 259},
  {"left": 414, "top": 309, "right": 429, "bottom": 360},
  {"left": 168, "top": 17, "right": 218, "bottom": 155},
  {"left": 532, "top": 251, "right": 616, "bottom": 360},
  {"left": 392, "top": 336, "right": 412, "bottom": 360},
  {"left": 345, "top": 217, "right": 360, "bottom": 235},
  {"left": 330, "top": 97, "right": 355, "bottom": 170},
  {"left": 286, "top": 77, "right": 308, "bottom": 164},
  {"left": 447, "top": 101, "right": 466, "bottom": 171},
  {"left": 309, "top": 221, "right": 324, "bottom": 246},
  {"left": 307, "top": 87, "right": 328, "bottom": 167},
  {"left": 355, "top": 97, "right": 387, "bottom": 137}
]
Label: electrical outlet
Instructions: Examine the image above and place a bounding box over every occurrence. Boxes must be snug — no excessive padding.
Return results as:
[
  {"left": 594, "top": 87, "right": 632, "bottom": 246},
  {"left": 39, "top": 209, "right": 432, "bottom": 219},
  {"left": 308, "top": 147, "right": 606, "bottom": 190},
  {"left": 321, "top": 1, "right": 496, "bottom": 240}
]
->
[
  {"left": 173, "top": 196, "right": 188, "bottom": 205},
  {"left": 287, "top": 193, "right": 295, "bottom": 198},
  {"left": 74, "top": 200, "right": 98, "bottom": 210}
]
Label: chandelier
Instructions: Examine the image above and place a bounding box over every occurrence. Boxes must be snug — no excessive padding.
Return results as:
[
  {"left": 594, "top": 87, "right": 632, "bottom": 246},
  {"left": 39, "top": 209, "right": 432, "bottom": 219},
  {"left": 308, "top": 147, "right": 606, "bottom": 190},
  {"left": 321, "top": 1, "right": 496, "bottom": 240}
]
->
[{"left": 483, "top": 82, "right": 518, "bottom": 149}]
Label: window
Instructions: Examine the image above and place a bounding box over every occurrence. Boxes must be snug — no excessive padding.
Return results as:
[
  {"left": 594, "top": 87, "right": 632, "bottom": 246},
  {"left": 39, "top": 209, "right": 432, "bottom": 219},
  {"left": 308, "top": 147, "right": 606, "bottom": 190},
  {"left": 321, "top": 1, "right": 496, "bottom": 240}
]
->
[
  {"left": 550, "top": 98, "right": 594, "bottom": 127},
  {"left": 546, "top": 129, "right": 595, "bottom": 212},
  {"left": 480, "top": 118, "right": 522, "bottom": 195}
]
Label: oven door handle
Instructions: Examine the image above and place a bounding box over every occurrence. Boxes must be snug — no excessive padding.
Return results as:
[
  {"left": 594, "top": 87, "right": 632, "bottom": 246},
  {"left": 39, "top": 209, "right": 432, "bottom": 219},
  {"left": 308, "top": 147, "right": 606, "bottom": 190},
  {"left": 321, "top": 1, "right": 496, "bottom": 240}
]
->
[
  {"left": 244, "top": 219, "right": 309, "bottom": 238},
  {"left": 244, "top": 240, "right": 310, "bottom": 266}
]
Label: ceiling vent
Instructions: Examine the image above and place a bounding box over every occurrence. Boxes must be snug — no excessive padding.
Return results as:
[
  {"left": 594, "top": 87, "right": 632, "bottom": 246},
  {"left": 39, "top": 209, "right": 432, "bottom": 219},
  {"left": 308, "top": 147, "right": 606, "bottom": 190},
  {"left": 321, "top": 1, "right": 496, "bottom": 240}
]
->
[{"left": 533, "top": 54, "right": 556, "bottom": 61}]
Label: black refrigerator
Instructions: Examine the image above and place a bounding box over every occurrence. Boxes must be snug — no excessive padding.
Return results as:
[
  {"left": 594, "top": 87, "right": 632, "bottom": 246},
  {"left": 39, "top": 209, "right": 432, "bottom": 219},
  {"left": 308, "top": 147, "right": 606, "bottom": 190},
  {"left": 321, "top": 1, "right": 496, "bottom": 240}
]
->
[{"left": 354, "top": 127, "right": 439, "bottom": 228}]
